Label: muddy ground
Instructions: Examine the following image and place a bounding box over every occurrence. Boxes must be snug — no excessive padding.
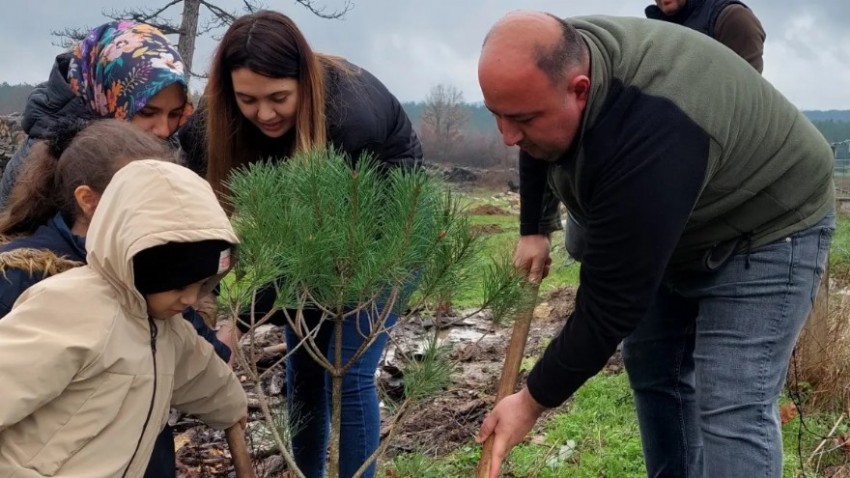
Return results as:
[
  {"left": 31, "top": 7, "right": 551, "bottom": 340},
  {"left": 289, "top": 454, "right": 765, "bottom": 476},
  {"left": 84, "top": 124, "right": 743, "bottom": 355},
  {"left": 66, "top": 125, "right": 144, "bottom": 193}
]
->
[{"left": 172, "top": 286, "right": 604, "bottom": 477}]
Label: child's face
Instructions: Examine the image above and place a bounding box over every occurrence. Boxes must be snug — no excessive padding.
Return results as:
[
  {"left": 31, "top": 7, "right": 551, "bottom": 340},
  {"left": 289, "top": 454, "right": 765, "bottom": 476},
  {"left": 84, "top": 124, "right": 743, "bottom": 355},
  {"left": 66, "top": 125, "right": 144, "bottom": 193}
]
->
[{"left": 145, "top": 279, "right": 207, "bottom": 319}]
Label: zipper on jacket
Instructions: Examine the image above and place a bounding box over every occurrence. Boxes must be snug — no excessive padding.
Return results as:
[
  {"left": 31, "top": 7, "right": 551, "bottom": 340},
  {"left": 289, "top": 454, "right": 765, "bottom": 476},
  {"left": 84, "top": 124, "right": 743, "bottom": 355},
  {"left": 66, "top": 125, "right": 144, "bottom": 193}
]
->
[{"left": 122, "top": 318, "right": 159, "bottom": 478}]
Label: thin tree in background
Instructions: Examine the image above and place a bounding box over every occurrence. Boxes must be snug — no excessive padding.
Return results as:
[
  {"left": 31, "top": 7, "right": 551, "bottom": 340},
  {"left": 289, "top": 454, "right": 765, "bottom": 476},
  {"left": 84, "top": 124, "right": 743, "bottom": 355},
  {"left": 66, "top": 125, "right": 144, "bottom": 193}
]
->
[
  {"left": 52, "top": 0, "right": 352, "bottom": 79},
  {"left": 421, "top": 84, "right": 469, "bottom": 163}
]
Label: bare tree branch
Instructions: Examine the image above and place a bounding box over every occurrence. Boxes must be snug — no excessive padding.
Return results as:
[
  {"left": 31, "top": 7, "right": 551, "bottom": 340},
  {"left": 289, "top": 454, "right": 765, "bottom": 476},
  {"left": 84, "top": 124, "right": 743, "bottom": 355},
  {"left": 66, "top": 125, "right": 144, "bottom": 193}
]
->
[
  {"left": 197, "top": 16, "right": 224, "bottom": 36},
  {"left": 105, "top": 0, "right": 182, "bottom": 22},
  {"left": 54, "top": 0, "right": 353, "bottom": 80},
  {"left": 50, "top": 27, "right": 91, "bottom": 49},
  {"left": 421, "top": 84, "right": 469, "bottom": 162},
  {"left": 103, "top": 4, "right": 183, "bottom": 35},
  {"left": 143, "top": 0, "right": 183, "bottom": 21},
  {"left": 243, "top": 0, "right": 264, "bottom": 13},
  {"left": 294, "top": 0, "right": 353, "bottom": 19},
  {"left": 199, "top": 0, "right": 236, "bottom": 23}
]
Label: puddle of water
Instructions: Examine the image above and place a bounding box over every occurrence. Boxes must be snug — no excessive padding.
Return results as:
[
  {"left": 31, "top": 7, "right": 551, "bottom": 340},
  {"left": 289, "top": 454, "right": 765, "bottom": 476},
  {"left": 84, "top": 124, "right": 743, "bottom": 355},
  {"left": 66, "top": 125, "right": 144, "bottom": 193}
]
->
[{"left": 446, "top": 326, "right": 491, "bottom": 343}]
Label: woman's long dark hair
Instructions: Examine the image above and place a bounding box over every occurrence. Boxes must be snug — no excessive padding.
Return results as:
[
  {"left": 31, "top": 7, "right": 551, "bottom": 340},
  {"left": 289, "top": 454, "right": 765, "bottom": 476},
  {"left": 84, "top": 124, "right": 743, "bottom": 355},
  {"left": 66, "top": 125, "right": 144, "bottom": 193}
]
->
[
  {"left": 205, "top": 10, "right": 337, "bottom": 202},
  {"left": 0, "top": 119, "right": 174, "bottom": 236}
]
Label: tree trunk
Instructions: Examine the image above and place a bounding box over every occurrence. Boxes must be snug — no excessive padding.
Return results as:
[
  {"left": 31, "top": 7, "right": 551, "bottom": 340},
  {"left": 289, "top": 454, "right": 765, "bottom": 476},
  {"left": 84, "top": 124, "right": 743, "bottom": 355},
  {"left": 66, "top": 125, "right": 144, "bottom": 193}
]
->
[
  {"left": 328, "top": 316, "right": 344, "bottom": 478},
  {"left": 178, "top": 0, "right": 201, "bottom": 79}
]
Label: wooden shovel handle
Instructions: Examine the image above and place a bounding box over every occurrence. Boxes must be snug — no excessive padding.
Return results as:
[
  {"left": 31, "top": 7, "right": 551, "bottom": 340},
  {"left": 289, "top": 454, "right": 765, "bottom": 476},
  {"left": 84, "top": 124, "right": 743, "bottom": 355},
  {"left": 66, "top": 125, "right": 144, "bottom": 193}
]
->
[
  {"left": 226, "top": 424, "right": 255, "bottom": 478},
  {"left": 476, "top": 284, "right": 539, "bottom": 478}
]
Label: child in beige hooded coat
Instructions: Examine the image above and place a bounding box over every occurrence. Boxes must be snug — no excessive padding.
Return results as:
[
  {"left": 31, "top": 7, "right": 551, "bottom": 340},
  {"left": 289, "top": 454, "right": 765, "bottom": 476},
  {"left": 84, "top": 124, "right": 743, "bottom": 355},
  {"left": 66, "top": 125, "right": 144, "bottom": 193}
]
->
[{"left": 0, "top": 159, "right": 247, "bottom": 478}]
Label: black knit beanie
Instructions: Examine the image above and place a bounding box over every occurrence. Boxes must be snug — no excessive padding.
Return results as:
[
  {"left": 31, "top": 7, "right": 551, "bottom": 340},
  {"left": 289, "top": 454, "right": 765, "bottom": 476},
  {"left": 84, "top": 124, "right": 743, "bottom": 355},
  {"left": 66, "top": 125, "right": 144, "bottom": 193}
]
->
[{"left": 133, "top": 240, "right": 233, "bottom": 295}]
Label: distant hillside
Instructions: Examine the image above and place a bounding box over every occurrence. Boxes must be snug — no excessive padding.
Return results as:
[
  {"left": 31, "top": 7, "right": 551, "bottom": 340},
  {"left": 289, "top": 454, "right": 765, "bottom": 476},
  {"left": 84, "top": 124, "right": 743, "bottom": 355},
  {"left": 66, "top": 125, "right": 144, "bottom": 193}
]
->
[
  {"left": 803, "top": 110, "right": 850, "bottom": 122},
  {"left": 0, "top": 83, "right": 35, "bottom": 115},
  {"left": 402, "top": 102, "right": 496, "bottom": 134},
  {"left": 401, "top": 104, "right": 850, "bottom": 137},
  {"left": 2, "top": 84, "right": 848, "bottom": 146}
]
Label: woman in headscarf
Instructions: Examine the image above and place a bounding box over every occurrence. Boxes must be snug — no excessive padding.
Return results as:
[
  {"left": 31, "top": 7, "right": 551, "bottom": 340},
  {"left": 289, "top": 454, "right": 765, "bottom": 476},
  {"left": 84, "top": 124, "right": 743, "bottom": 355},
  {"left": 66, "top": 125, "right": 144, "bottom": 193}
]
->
[{"left": 0, "top": 20, "right": 192, "bottom": 207}]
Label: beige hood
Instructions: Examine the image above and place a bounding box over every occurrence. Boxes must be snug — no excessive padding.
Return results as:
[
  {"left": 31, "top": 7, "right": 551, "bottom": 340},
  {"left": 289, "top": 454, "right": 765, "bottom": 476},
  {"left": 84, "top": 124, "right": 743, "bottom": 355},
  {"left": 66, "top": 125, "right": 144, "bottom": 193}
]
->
[
  {"left": 86, "top": 160, "right": 239, "bottom": 316},
  {"left": 0, "top": 160, "right": 247, "bottom": 478}
]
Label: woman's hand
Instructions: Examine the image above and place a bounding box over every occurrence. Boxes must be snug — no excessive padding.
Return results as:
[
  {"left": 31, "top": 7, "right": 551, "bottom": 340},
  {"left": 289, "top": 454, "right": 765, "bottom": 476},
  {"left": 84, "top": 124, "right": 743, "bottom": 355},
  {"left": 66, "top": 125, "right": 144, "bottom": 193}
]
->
[{"left": 216, "top": 320, "right": 241, "bottom": 367}]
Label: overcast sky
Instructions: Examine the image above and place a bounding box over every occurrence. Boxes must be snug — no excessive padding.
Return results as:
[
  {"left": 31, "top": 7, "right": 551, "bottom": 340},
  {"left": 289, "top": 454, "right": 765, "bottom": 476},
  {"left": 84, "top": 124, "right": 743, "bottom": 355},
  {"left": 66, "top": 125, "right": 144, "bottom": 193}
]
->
[{"left": 1, "top": 0, "right": 848, "bottom": 110}]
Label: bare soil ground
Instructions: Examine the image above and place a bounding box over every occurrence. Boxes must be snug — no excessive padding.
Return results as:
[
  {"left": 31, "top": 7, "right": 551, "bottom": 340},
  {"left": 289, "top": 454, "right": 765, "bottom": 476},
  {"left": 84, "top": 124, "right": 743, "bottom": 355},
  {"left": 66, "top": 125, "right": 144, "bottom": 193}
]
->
[{"left": 173, "top": 286, "right": 597, "bottom": 477}]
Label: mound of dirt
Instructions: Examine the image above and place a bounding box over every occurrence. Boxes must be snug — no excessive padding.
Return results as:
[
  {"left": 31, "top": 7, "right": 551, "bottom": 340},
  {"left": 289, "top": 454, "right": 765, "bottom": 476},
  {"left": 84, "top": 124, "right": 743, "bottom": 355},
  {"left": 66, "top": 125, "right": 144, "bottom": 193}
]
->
[
  {"left": 471, "top": 224, "right": 506, "bottom": 235},
  {"left": 469, "top": 204, "right": 511, "bottom": 216}
]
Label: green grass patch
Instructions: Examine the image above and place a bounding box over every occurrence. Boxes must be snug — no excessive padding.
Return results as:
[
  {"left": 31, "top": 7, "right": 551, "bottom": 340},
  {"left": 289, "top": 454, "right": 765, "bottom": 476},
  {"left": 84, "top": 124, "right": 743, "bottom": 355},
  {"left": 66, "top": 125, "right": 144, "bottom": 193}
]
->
[
  {"left": 384, "top": 373, "right": 644, "bottom": 478},
  {"left": 505, "top": 373, "right": 645, "bottom": 478},
  {"left": 452, "top": 192, "right": 580, "bottom": 309},
  {"left": 829, "top": 213, "right": 850, "bottom": 281},
  {"left": 781, "top": 397, "right": 849, "bottom": 478},
  {"left": 383, "top": 376, "right": 845, "bottom": 477},
  {"left": 384, "top": 452, "right": 451, "bottom": 478}
]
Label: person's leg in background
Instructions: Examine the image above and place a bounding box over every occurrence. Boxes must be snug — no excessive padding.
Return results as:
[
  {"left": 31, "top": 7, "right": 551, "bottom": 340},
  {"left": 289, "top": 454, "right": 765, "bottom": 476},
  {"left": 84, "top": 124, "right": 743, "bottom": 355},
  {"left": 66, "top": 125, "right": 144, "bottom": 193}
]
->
[
  {"left": 284, "top": 308, "right": 334, "bottom": 478},
  {"left": 330, "top": 306, "right": 399, "bottom": 478}
]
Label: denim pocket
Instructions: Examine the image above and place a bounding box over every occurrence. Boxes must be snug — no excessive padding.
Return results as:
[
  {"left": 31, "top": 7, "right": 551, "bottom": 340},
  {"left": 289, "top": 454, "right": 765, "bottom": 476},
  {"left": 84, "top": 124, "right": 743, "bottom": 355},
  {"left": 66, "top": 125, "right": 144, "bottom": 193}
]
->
[{"left": 810, "top": 224, "right": 835, "bottom": 305}]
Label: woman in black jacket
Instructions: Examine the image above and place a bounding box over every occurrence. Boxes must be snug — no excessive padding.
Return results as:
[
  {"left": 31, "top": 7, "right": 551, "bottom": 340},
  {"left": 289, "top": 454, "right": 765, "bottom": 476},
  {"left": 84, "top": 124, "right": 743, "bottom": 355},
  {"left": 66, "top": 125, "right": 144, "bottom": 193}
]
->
[{"left": 183, "top": 10, "right": 422, "bottom": 478}]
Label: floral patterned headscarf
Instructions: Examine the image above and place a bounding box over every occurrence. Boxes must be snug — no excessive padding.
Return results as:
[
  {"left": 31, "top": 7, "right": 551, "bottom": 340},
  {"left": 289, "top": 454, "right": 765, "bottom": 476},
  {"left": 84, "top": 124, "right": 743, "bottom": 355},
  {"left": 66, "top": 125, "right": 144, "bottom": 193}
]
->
[{"left": 67, "top": 20, "right": 190, "bottom": 120}]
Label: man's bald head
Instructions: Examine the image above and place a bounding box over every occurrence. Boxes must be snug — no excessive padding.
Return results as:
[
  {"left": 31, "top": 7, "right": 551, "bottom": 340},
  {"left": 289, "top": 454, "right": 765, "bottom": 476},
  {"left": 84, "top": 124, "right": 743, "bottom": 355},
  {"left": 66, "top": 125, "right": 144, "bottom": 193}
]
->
[
  {"left": 478, "top": 11, "right": 592, "bottom": 161},
  {"left": 481, "top": 10, "right": 588, "bottom": 87}
]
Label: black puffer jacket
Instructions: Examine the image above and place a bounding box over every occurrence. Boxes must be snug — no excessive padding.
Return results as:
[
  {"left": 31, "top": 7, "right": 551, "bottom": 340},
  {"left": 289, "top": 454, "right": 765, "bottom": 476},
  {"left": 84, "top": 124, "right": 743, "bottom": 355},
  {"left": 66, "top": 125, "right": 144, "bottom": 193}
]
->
[
  {"left": 179, "top": 61, "right": 422, "bottom": 176},
  {"left": 644, "top": 0, "right": 744, "bottom": 37},
  {"left": 0, "top": 53, "right": 90, "bottom": 208}
]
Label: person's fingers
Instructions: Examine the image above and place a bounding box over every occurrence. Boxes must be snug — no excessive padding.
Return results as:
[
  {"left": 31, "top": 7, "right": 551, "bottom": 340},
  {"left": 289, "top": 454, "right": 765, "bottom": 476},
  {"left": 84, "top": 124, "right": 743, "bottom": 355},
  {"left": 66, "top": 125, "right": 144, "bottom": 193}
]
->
[
  {"left": 513, "top": 251, "right": 529, "bottom": 271},
  {"left": 477, "top": 413, "right": 495, "bottom": 443},
  {"left": 541, "top": 263, "right": 552, "bottom": 279},
  {"left": 528, "top": 256, "right": 546, "bottom": 282}
]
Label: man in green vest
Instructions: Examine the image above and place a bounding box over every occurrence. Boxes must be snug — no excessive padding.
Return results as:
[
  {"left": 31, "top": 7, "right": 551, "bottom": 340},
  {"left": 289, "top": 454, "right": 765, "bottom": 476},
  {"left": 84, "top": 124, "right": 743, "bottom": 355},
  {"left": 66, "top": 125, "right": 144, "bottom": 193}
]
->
[{"left": 475, "top": 10, "right": 834, "bottom": 478}]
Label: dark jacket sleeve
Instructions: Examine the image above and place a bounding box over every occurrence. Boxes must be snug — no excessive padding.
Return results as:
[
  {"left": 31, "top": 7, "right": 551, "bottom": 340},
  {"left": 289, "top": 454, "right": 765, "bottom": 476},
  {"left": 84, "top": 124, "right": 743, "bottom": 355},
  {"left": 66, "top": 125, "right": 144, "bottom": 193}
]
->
[
  {"left": 519, "top": 152, "right": 563, "bottom": 235},
  {"left": 714, "top": 4, "right": 766, "bottom": 73},
  {"left": 329, "top": 65, "right": 423, "bottom": 171},
  {"left": 177, "top": 110, "right": 208, "bottom": 177},
  {"left": 0, "top": 268, "right": 41, "bottom": 318},
  {"left": 525, "top": 99, "right": 709, "bottom": 408},
  {"left": 181, "top": 308, "right": 231, "bottom": 363},
  {"left": 377, "top": 90, "right": 423, "bottom": 170}
]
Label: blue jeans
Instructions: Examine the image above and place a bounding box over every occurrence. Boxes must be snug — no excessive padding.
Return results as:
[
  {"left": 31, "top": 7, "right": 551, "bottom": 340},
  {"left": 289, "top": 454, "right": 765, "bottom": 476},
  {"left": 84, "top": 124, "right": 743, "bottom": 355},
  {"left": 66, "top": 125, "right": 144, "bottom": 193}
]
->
[
  {"left": 622, "top": 214, "right": 835, "bottom": 478},
  {"left": 284, "top": 307, "right": 398, "bottom": 478}
]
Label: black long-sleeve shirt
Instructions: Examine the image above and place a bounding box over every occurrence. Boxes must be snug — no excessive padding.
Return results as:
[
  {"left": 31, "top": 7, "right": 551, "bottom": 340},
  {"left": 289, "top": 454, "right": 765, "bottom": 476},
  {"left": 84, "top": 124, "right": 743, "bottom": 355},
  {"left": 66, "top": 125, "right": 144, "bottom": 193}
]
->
[{"left": 522, "top": 87, "right": 708, "bottom": 407}]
